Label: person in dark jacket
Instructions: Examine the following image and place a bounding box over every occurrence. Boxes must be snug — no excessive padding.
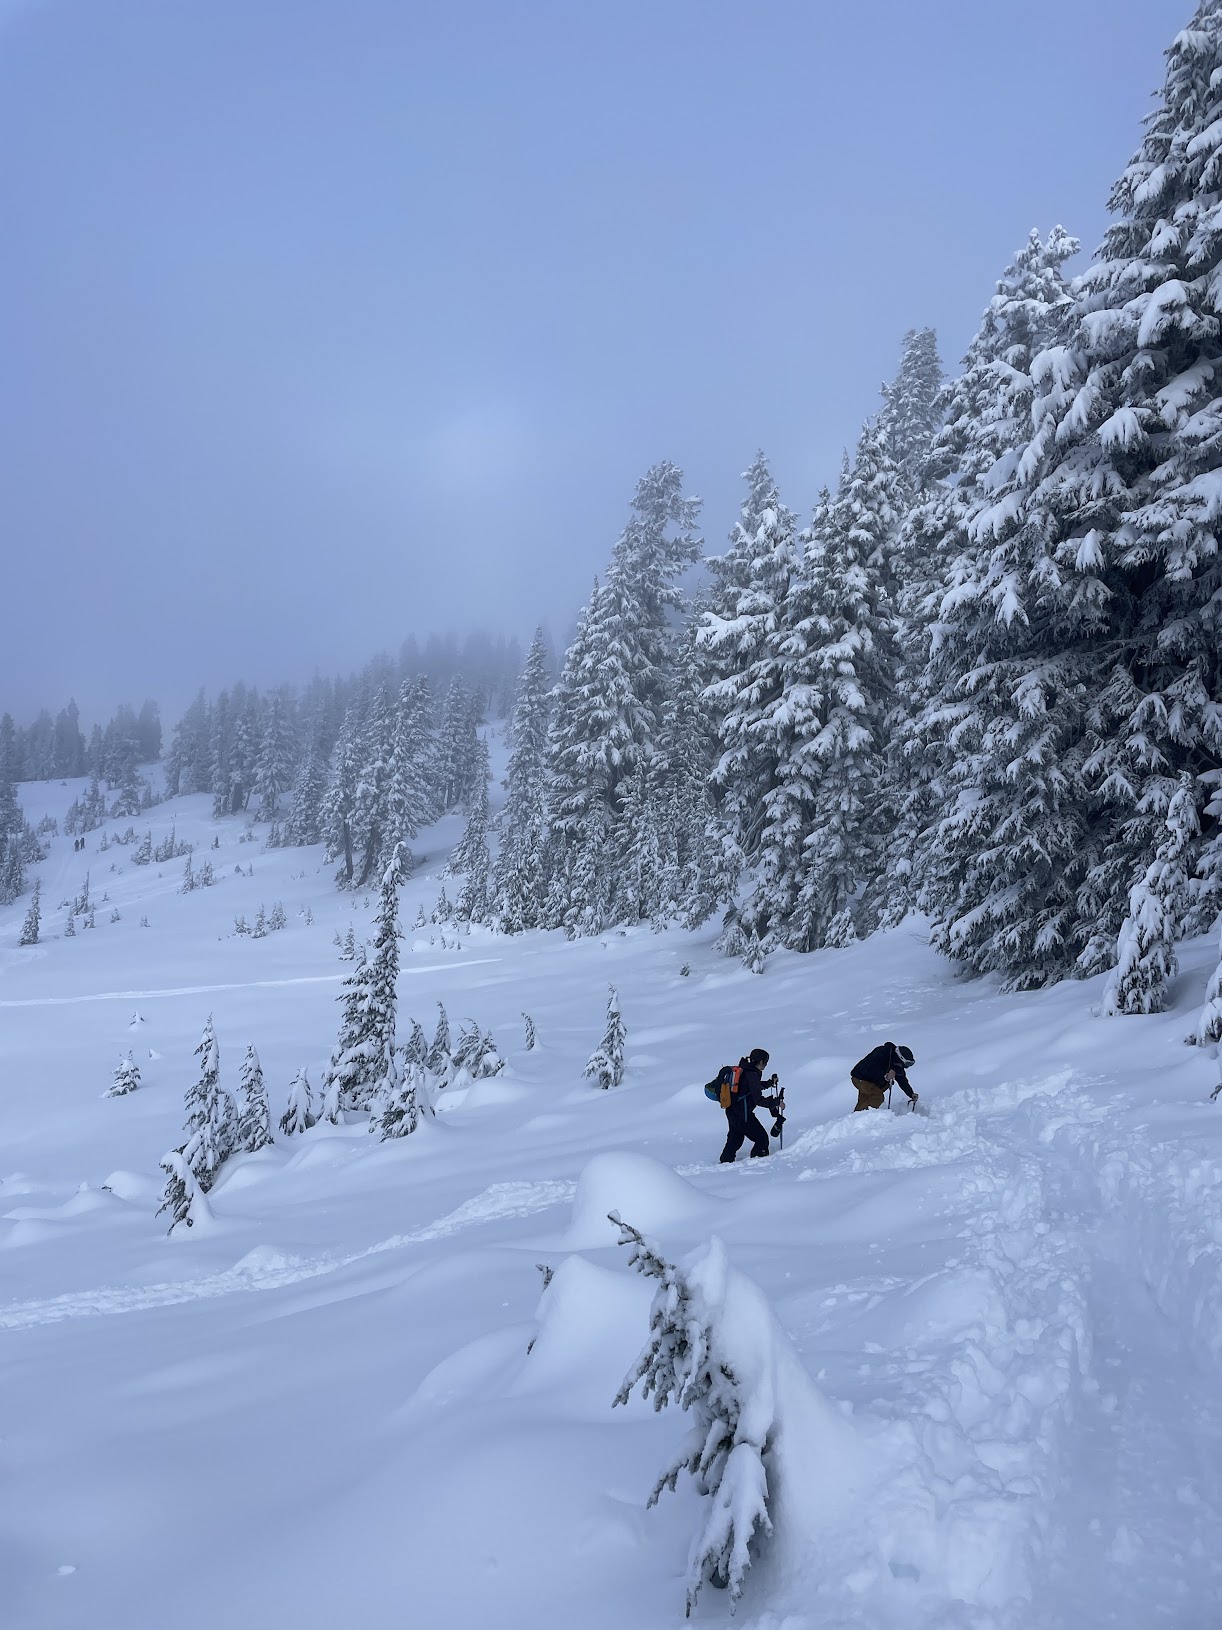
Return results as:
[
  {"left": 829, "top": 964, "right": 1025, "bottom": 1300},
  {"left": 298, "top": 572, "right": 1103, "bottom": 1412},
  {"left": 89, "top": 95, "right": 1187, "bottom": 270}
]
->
[
  {"left": 850, "top": 1042, "right": 917, "bottom": 1112},
  {"left": 720, "top": 1048, "right": 783, "bottom": 1162}
]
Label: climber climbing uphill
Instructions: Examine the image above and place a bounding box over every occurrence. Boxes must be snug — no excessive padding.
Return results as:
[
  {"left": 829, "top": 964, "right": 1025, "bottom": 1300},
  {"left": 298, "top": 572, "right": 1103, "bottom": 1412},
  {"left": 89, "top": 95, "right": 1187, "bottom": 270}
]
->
[
  {"left": 714, "top": 1047, "right": 784, "bottom": 1162},
  {"left": 850, "top": 1041, "right": 918, "bottom": 1112}
]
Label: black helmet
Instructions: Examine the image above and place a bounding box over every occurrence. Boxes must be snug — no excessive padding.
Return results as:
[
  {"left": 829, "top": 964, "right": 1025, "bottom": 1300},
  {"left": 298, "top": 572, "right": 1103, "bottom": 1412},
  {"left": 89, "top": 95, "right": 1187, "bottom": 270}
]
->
[
  {"left": 897, "top": 1045, "right": 915, "bottom": 1067},
  {"left": 748, "top": 1047, "right": 770, "bottom": 1068}
]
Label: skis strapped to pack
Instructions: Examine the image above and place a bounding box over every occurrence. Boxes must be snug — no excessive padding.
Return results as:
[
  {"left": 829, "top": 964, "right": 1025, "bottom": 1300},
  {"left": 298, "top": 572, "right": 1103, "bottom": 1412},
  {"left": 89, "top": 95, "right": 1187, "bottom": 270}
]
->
[{"left": 704, "top": 1065, "right": 742, "bottom": 1108}]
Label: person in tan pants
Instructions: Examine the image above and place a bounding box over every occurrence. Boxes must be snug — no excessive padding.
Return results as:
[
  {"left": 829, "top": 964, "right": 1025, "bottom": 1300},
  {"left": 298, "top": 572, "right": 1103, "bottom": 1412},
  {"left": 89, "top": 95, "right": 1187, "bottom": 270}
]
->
[{"left": 850, "top": 1042, "right": 917, "bottom": 1112}]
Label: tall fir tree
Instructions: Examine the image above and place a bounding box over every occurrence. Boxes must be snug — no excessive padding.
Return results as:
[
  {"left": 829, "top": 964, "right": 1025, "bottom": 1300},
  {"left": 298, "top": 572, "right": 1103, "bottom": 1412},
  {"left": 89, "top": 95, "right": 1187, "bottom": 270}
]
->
[
  {"left": 279, "top": 1068, "right": 316, "bottom": 1135},
  {"left": 284, "top": 734, "right": 328, "bottom": 847},
  {"left": 321, "top": 701, "right": 365, "bottom": 888},
  {"left": 880, "top": 228, "right": 1080, "bottom": 929},
  {"left": 19, "top": 878, "right": 40, "bottom": 945},
  {"left": 237, "top": 1045, "right": 274, "bottom": 1152},
  {"left": 454, "top": 740, "right": 491, "bottom": 923},
  {"left": 700, "top": 457, "right": 800, "bottom": 879},
  {"left": 492, "top": 628, "right": 553, "bottom": 931},
  {"left": 546, "top": 464, "right": 701, "bottom": 934},
  {"left": 1104, "top": 777, "right": 1198, "bottom": 1015},
  {"left": 784, "top": 439, "right": 899, "bottom": 949},
  {"left": 924, "top": 6, "right": 1222, "bottom": 987},
  {"left": 584, "top": 985, "right": 627, "bottom": 1090},
  {"left": 436, "top": 678, "right": 480, "bottom": 811},
  {"left": 182, "top": 1015, "right": 237, "bottom": 1191},
  {"left": 877, "top": 326, "right": 943, "bottom": 511},
  {"left": 353, "top": 685, "right": 394, "bottom": 886},
  {"left": 320, "top": 847, "right": 406, "bottom": 1113},
  {"left": 255, "top": 688, "right": 297, "bottom": 819},
  {"left": 382, "top": 676, "right": 437, "bottom": 865}
]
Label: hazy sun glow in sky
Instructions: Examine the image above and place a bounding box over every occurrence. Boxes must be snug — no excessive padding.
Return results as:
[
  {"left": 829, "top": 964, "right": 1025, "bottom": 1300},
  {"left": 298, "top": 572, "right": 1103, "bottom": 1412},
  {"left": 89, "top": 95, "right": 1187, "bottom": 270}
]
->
[{"left": 0, "top": 0, "right": 1190, "bottom": 719}]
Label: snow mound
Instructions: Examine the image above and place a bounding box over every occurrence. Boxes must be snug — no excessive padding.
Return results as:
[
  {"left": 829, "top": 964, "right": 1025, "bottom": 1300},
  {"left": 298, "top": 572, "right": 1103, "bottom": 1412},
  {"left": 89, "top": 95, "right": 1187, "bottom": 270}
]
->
[
  {"left": 515, "top": 1256, "right": 653, "bottom": 1408},
  {"left": 565, "top": 1151, "right": 710, "bottom": 1248},
  {"left": 100, "top": 1169, "right": 161, "bottom": 1204},
  {"left": 5, "top": 1184, "right": 116, "bottom": 1222}
]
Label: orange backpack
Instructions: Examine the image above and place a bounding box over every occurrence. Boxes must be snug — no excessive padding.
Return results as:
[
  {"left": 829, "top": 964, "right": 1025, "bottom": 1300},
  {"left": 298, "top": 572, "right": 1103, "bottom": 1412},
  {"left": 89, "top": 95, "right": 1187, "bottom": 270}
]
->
[{"left": 703, "top": 1064, "right": 742, "bottom": 1108}]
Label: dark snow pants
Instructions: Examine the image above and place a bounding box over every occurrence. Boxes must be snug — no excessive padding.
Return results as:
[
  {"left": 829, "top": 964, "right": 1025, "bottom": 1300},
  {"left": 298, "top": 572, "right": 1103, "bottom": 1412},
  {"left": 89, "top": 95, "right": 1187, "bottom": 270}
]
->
[{"left": 720, "top": 1098, "right": 770, "bottom": 1162}]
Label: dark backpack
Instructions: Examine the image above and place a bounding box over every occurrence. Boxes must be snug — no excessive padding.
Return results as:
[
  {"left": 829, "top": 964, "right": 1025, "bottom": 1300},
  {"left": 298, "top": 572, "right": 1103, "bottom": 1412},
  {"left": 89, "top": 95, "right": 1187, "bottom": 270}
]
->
[{"left": 704, "top": 1064, "right": 742, "bottom": 1108}]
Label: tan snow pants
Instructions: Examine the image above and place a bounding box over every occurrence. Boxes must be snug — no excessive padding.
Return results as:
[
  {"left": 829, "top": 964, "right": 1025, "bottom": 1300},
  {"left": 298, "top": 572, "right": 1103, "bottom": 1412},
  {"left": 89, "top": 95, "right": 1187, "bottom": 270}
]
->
[{"left": 851, "top": 1075, "right": 886, "bottom": 1112}]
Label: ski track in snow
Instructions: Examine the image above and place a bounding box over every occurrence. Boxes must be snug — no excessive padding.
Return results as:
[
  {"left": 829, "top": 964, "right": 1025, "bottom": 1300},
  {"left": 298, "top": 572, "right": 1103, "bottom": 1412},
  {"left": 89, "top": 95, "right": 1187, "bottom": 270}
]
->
[
  {"left": 0, "top": 1177, "right": 575, "bottom": 1332},
  {"left": 0, "top": 960, "right": 501, "bottom": 1008}
]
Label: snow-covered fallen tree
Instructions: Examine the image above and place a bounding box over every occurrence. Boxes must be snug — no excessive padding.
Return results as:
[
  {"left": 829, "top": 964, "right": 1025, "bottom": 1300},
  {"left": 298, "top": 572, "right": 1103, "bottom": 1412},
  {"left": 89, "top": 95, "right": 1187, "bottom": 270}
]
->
[{"left": 610, "top": 1211, "right": 867, "bottom": 1618}]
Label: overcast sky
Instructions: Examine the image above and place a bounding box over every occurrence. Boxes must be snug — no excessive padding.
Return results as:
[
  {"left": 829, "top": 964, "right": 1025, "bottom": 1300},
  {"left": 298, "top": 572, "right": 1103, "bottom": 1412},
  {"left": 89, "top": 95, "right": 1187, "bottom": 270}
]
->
[{"left": 0, "top": 0, "right": 1191, "bottom": 722}]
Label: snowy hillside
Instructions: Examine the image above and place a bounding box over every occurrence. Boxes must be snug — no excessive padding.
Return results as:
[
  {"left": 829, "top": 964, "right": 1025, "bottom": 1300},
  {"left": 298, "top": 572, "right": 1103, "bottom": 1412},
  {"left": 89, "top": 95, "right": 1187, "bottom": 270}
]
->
[{"left": 2, "top": 772, "right": 1221, "bottom": 1630}]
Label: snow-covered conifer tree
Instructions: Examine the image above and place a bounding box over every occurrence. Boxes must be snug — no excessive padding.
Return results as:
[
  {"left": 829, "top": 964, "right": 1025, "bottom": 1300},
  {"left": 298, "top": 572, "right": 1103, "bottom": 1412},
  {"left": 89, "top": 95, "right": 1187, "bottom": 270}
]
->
[
  {"left": 183, "top": 1015, "right": 237, "bottom": 1190},
  {"left": 404, "top": 1017, "right": 429, "bottom": 1068},
  {"left": 237, "top": 1045, "right": 274, "bottom": 1152},
  {"left": 1104, "top": 778, "right": 1198, "bottom": 1016},
  {"left": 107, "top": 1051, "right": 141, "bottom": 1098},
  {"left": 284, "top": 735, "right": 328, "bottom": 847},
  {"left": 880, "top": 228, "right": 1080, "bottom": 930},
  {"left": 547, "top": 465, "right": 702, "bottom": 934},
  {"left": 157, "top": 1148, "right": 212, "bottom": 1234},
  {"left": 453, "top": 738, "right": 491, "bottom": 922},
  {"left": 785, "top": 429, "right": 900, "bottom": 948},
  {"left": 279, "top": 1068, "right": 316, "bottom": 1135},
  {"left": 369, "top": 1048, "right": 422, "bottom": 1140},
  {"left": 320, "top": 702, "right": 365, "bottom": 888},
  {"left": 661, "top": 615, "right": 737, "bottom": 929},
  {"left": 19, "top": 879, "right": 40, "bottom": 946},
  {"left": 319, "top": 845, "right": 406, "bottom": 1114},
  {"left": 877, "top": 326, "right": 943, "bottom": 510},
  {"left": 383, "top": 676, "right": 437, "bottom": 863},
  {"left": 491, "top": 628, "right": 552, "bottom": 931},
  {"left": 584, "top": 984, "right": 626, "bottom": 1090},
  {"left": 427, "top": 1001, "right": 451, "bottom": 1076},
  {"left": 254, "top": 688, "right": 297, "bottom": 819},
  {"left": 925, "top": 6, "right": 1222, "bottom": 986},
  {"left": 700, "top": 464, "right": 802, "bottom": 914},
  {"left": 352, "top": 685, "right": 395, "bottom": 887},
  {"left": 0, "top": 832, "right": 25, "bottom": 906},
  {"left": 1196, "top": 919, "right": 1222, "bottom": 1047},
  {"left": 436, "top": 677, "right": 480, "bottom": 811}
]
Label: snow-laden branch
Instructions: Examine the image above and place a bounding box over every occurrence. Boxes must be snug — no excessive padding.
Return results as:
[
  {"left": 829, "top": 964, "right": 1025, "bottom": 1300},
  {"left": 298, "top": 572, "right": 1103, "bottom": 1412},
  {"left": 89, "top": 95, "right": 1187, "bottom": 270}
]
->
[{"left": 611, "top": 1211, "right": 775, "bottom": 1616}]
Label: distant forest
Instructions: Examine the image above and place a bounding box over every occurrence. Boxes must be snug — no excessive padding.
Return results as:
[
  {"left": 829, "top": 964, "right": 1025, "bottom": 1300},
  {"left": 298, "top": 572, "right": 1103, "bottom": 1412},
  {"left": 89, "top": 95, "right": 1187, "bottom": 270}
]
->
[{"left": 4, "top": 8, "right": 1222, "bottom": 1042}]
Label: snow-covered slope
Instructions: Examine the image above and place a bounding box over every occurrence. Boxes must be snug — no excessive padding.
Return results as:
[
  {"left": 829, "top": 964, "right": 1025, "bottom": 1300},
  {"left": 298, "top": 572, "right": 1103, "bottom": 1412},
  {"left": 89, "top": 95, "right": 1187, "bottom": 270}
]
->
[{"left": 2, "top": 773, "right": 1220, "bottom": 1630}]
